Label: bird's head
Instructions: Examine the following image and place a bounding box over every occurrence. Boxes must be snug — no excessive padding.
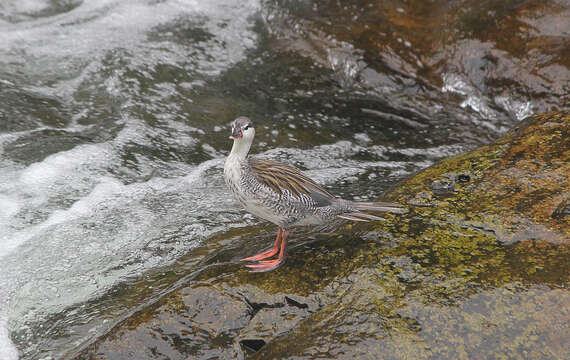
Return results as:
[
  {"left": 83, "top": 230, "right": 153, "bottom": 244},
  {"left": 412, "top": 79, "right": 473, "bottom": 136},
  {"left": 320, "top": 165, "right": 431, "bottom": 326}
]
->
[{"left": 230, "top": 116, "right": 255, "bottom": 142}]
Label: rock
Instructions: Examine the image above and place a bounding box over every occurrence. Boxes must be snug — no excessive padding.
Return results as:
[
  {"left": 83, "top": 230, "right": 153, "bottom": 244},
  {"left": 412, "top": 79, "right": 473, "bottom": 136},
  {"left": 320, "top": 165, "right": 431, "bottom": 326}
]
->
[
  {"left": 393, "top": 110, "right": 569, "bottom": 244},
  {"left": 74, "top": 111, "right": 569, "bottom": 359},
  {"left": 256, "top": 286, "right": 570, "bottom": 359},
  {"left": 250, "top": 111, "right": 570, "bottom": 359},
  {"left": 430, "top": 179, "right": 455, "bottom": 193},
  {"left": 75, "top": 284, "right": 251, "bottom": 359},
  {"left": 263, "top": 0, "right": 569, "bottom": 126}
]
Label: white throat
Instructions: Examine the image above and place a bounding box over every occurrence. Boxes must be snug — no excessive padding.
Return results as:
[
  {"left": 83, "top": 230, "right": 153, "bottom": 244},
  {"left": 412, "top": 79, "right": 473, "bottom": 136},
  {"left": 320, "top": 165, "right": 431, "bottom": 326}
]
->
[
  {"left": 228, "top": 129, "right": 255, "bottom": 162},
  {"left": 225, "top": 128, "right": 254, "bottom": 193}
]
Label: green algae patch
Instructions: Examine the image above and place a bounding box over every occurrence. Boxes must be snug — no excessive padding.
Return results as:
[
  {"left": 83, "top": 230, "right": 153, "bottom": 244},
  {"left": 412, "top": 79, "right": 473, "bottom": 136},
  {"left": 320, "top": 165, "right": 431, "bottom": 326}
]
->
[
  {"left": 75, "top": 112, "right": 569, "bottom": 359},
  {"left": 389, "top": 111, "right": 569, "bottom": 244}
]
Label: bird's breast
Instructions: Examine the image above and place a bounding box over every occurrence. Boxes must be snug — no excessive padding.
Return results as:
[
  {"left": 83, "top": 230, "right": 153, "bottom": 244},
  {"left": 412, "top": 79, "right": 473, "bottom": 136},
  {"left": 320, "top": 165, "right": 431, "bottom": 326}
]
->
[{"left": 224, "top": 158, "right": 247, "bottom": 202}]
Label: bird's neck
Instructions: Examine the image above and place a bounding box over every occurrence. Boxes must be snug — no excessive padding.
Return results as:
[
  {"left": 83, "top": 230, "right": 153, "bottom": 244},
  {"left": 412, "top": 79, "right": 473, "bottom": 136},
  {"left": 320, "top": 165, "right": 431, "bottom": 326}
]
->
[{"left": 228, "top": 138, "right": 252, "bottom": 162}]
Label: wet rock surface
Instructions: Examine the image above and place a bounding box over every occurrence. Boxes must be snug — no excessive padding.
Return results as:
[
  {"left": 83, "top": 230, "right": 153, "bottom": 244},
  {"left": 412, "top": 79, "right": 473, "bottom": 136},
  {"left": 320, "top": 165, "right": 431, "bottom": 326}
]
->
[
  {"left": 263, "top": 0, "right": 569, "bottom": 129},
  {"left": 74, "top": 112, "right": 569, "bottom": 359},
  {"left": 2, "top": 1, "right": 568, "bottom": 359}
]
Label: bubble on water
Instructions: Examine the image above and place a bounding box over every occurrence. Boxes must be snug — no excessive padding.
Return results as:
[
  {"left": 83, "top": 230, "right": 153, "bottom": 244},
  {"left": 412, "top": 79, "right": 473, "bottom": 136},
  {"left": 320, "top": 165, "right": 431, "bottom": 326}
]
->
[
  {"left": 327, "top": 42, "right": 365, "bottom": 87},
  {"left": 354, "top": 133, "right": 372, "bottom": 145}
]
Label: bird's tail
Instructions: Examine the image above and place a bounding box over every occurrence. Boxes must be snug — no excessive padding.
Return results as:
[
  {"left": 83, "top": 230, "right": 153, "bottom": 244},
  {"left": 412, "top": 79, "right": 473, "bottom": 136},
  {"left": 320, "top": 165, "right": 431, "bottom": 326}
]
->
[
  {"left": 337, "top": 201, "right": 407, "bottom": 222},
  {"left": 354, "top": 201, "right": 407, "bottom": 214}
]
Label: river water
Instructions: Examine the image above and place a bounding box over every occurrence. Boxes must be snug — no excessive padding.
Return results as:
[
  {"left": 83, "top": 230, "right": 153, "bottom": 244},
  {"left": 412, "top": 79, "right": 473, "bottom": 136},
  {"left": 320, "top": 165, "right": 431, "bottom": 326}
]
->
[{"left": 0, "top": 0, "right": 536, "bottom": 359}]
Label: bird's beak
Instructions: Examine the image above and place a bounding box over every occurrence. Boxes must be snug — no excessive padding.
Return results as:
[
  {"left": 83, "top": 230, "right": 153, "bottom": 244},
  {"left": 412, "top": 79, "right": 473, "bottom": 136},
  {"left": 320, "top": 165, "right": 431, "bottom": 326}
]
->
[{"left": 229, "top": 127, "right": 242, "bottom": 140}]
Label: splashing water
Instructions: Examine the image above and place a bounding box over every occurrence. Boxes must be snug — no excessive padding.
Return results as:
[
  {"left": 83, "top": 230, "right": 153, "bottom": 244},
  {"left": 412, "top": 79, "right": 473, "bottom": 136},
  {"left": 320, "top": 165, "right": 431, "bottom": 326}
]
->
[{"left": 0, "top": 0, "right": 533, "bottom": 358}]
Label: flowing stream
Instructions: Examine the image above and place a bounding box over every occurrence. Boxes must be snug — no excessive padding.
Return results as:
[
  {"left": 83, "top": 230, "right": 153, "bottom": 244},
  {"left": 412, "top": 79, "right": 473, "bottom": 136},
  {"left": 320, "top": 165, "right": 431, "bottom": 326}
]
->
[{"left": 0, "top": 0, "right": 532, "bottom": 359}]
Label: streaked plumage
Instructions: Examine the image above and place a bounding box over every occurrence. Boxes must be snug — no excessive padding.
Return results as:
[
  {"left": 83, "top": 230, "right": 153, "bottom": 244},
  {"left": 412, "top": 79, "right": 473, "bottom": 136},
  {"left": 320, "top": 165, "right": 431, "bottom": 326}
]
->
[{"left": 224, "top": 116, "right": 405, "bottom": 272}]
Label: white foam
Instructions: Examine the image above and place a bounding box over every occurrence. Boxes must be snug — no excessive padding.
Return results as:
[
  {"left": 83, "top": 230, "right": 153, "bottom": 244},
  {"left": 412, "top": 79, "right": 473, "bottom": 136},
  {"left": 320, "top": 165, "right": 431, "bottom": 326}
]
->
[
  {"left": 494, "top": 95, "right": 533, "bottom": 121},
  {"left": 0, "top": 153, "right": 233, "bottom": 359},
  {"left": 0, "top": 0, "right": 50, "bottom": 16},
  {"left": 442, "top": 73, "right": 497, "bottom": 121},
  {"left": 0, "top": 0, "right": 262, "bottom": 357},
  {"left": 327, "top": 42, "right": 365, "bottom": 87},
  {"left": 387, "top": 144, "right": 468, "bottom": 159},
  {"left": 0, "top": 316, "right": 18, "bottom": 360},
  {"left": 18, "top": 145, "right": 109, "bottom": 191},
  {"left": 0, "top": 177, "right": 122, "bottom": 262},
  {"left": 0, "top": 0, "right": 261, "bottom": 81},
  {"left": 0, "top": 194, "right": 19, "bottom": 224},
  {"left": 0, "top": 141, "right": 117, "bottom": 250}
]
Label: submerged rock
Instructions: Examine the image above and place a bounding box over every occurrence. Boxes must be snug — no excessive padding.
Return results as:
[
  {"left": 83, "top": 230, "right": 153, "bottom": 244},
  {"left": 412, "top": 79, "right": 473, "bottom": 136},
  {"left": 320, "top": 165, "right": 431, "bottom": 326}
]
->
[
  {"left": 74, "top": 111, "right": 568, "bottom": 359},
  {"left": 263, "top": 0, "right": 569, "bottom": 127}
]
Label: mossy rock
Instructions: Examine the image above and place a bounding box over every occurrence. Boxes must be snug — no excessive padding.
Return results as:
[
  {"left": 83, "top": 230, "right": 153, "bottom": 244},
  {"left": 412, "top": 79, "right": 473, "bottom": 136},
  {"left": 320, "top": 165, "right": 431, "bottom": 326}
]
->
[
  {"left": 389, "top": 110, "right": 569, "bottom": 241},
  {"left": 251, "top": 111, "right": 569, "bottom": 359},
  {"left": 75, "top": 111, "right": 569, "bottom": 359}
]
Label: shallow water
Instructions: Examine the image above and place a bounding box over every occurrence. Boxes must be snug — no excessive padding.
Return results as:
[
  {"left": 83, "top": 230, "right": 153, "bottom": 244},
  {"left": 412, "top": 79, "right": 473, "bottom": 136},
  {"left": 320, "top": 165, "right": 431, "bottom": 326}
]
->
[{"left": 0, "top": 0, "right": 538, "bottom": 359}]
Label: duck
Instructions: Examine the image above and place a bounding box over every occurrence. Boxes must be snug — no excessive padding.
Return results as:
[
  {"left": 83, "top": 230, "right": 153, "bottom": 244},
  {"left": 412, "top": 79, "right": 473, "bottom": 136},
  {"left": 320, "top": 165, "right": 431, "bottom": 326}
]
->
[{"left": 224, "top": 116, "right": 405, "bottom": 272}]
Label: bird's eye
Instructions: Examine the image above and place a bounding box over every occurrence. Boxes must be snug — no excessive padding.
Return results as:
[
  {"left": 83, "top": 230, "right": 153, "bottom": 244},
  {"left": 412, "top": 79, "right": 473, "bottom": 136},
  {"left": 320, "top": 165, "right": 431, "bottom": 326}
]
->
[{"left": 243, "top": 125, "right": 249, "bottom": 130}]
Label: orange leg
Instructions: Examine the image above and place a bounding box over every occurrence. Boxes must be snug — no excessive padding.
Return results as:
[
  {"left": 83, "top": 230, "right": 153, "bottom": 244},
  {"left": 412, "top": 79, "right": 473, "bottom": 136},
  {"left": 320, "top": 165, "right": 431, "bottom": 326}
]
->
[
  {"left": 241, "top": 228, "right": 282, "bottom": 262},
  {"left": 245, "top": 229, "right": 289, "bottom": 273}
]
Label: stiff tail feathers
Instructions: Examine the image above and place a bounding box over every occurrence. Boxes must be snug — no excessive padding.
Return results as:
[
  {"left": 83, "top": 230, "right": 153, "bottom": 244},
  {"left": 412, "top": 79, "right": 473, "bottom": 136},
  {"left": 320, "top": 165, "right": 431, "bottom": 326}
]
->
[
  {"left": 353, "top": 201, "right": 407, "bottom": 214},
  {"left": 338, "top": 212, "right": 385, "bottom": 222},
  {"left": 337, "top": 201, "right": 407, "bottom": 222}
]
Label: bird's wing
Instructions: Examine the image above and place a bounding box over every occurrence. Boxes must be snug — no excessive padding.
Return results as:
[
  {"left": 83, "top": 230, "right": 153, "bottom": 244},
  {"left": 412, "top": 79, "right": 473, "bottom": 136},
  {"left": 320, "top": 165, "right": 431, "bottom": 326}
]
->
[{"left": 248, "top": 159, "right": 334, "bottom": 206}]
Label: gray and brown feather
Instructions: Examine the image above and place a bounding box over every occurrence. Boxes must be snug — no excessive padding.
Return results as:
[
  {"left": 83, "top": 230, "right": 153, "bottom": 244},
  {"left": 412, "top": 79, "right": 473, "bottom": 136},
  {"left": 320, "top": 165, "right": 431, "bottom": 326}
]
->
[{"left": 248, "top": 159, "right": 334, "bottom": 206}]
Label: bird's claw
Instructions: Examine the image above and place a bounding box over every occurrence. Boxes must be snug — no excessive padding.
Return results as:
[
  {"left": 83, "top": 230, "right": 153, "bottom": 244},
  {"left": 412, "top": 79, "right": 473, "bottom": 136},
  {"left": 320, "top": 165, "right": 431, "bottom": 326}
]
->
[
  {"left": 240, "top": 248, "right": 279, "bottom": 262},
  {"left": 245, "top": 259, "right": 285, "bottom": 272}
]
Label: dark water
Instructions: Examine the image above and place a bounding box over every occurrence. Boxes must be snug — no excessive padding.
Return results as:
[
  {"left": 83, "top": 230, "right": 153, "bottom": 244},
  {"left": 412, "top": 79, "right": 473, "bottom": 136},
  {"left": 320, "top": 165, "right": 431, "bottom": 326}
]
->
[{"left": 0, "top": 1, "right": 533, "bottom": 359}]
